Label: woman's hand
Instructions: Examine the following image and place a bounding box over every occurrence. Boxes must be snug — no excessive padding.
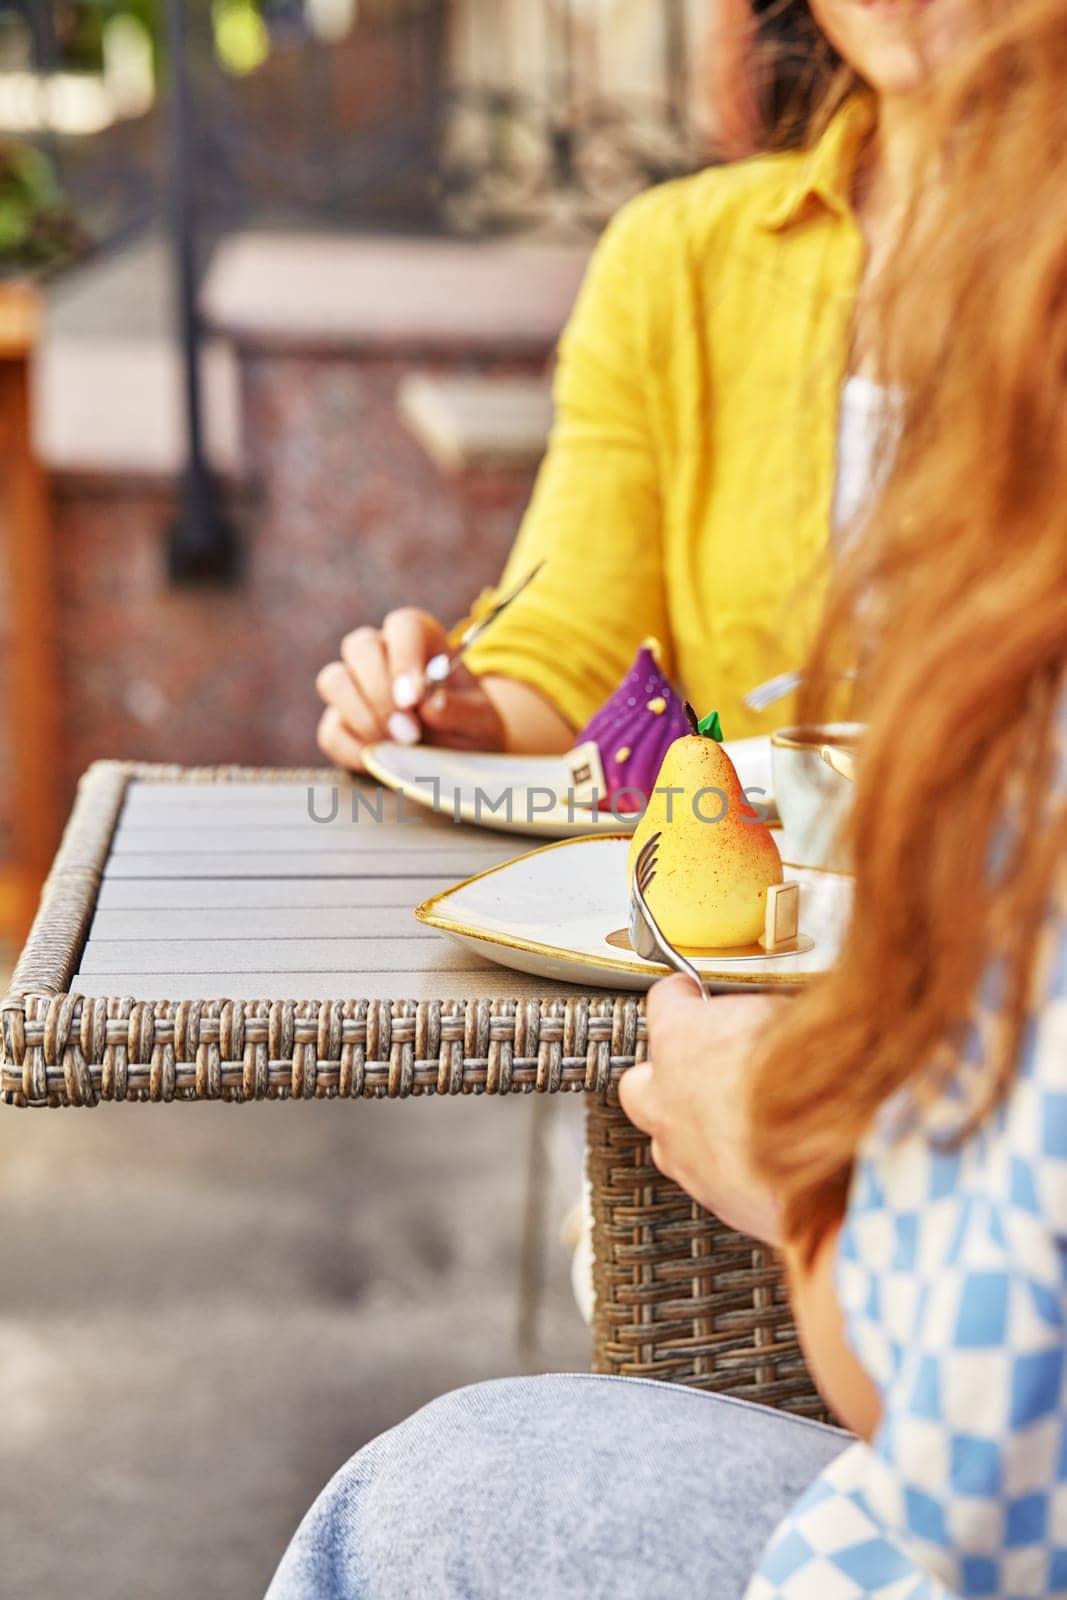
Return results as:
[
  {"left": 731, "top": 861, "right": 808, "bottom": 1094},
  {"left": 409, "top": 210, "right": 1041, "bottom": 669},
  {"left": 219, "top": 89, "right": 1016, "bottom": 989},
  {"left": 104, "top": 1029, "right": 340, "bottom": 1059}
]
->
[
  {"left": 316, "top": 608, "right": 506, "bottom": 772},
  {"left": 316, "top": 607, "right": 576, "bottom": 772},
  {"left": 619, "top": 977, "right": 786, "bottom": 1246}
]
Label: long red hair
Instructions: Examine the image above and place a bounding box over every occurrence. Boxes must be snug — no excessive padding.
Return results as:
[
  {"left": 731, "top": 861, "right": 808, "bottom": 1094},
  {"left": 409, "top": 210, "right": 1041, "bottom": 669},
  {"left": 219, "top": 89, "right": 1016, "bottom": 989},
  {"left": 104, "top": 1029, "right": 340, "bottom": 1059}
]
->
[{"left": 751, "top": 0, "right": 1067, "bottom": 1261}]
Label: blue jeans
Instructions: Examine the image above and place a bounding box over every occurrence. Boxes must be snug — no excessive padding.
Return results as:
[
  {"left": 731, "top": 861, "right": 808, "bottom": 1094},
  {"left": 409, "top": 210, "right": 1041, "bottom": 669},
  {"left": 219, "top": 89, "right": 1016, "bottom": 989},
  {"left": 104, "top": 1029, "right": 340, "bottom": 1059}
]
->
[{"left": 266, "top": 1374, "right": 847, "bottom": 1600}]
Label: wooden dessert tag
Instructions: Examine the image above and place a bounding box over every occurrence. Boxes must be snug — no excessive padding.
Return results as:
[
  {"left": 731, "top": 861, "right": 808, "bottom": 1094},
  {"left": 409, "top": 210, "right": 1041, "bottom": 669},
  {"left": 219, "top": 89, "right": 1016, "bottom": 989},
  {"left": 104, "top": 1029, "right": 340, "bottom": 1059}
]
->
[
  {"left": 565, "top": 741, "right": 607, "bottom": 808},
  {"left": 760, "top": 882, "right": 801, "bottom": 953}
]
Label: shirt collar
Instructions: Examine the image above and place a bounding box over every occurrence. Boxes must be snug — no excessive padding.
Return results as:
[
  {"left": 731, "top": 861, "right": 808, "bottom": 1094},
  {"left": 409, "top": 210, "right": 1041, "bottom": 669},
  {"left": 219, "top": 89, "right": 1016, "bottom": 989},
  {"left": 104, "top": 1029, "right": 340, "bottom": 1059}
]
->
[{"left": 761, "top": 94, "right": 878, "bottom": 232}]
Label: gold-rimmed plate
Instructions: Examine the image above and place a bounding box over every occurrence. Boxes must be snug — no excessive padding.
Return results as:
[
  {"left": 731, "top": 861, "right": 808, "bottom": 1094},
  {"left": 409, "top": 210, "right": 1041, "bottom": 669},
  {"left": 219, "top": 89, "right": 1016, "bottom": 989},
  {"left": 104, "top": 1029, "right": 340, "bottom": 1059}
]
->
[
  {"left": 416, "top": 835, "right": 851, "bottom": 992},
  {"left": 363, "top": 738, "right": 775, "bottom": 841}
]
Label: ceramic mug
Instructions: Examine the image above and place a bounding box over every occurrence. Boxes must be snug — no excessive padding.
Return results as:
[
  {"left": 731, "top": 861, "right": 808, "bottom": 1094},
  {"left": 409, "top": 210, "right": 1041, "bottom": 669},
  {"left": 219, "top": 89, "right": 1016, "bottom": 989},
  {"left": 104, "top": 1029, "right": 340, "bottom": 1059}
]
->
[{"left": 771, "top": 722, "right": 864, "bottom": 873}]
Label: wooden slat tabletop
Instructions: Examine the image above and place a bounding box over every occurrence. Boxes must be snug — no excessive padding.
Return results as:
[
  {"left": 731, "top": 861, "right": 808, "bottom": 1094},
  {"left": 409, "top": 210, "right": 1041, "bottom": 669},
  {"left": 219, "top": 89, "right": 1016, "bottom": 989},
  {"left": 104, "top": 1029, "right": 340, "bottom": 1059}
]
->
[
  {"left": 66, "top": 972, "right": 577, "bottom": 1002},
  {"left": 94, "top": 879, "right": 452, "bottom": 909},
  {"left": 88, "top": 908, "right": 441, "bottom": 939},
  {"left": 70, "top": 776, "right": 614, "bottom": 1004},
  {"left": 103, "top": 851, "right": 517, "bottom": 880}
]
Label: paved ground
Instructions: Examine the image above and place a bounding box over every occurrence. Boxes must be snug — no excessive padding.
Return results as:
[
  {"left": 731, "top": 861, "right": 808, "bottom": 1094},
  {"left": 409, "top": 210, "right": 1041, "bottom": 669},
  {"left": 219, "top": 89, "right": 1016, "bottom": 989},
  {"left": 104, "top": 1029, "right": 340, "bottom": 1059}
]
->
[
  {"left": 46, "top": 234, "right": 173, "bottom": 340},
  {"left": 0, "top": 1090, "right": 589, "bottom": 1600}
]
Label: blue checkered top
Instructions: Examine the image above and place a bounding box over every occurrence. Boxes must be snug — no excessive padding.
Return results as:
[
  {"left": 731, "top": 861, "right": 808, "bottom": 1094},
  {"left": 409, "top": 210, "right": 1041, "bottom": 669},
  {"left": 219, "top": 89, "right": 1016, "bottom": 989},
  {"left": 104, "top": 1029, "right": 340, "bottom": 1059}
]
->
[{"left": 747, "top": 761, "right": 1067, "bottom": 1599}]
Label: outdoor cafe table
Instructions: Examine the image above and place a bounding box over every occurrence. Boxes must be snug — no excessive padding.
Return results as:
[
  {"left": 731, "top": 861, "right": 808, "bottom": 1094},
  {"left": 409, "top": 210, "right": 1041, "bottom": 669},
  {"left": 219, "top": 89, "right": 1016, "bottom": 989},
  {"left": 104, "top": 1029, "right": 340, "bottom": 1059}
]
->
[{"left": 0, "top": 761, "right": 823, "bottom": 1417}]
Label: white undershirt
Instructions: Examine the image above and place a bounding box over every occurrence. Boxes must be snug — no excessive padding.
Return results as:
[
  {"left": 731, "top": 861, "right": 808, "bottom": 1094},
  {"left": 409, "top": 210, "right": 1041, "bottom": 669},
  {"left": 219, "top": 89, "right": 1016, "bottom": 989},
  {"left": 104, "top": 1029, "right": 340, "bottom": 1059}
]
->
[{"left": 832, "top": 373, "right": 898, "bottom": 541}]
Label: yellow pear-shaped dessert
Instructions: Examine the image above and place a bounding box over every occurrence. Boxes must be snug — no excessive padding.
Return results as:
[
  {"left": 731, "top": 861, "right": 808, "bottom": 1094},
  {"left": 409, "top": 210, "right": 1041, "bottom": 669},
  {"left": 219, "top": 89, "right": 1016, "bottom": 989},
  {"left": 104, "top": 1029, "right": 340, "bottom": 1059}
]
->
[{"left": 629, "top": 709, "right": 783, "bottom": 948}]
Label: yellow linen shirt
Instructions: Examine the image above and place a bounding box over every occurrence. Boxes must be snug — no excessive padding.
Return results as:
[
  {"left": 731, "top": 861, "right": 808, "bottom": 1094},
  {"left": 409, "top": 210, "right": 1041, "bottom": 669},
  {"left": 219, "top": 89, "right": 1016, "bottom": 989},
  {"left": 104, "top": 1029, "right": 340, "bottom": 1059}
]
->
[{"left": 461, "top": 96, "right": 876, "bottom": 740}]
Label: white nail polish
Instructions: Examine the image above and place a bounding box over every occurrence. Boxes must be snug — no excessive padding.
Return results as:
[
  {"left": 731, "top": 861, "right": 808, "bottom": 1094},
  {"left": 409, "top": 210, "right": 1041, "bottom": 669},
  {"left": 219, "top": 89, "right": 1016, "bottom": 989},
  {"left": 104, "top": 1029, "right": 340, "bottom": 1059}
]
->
[
  {"left": 388, "top": 711, "right": 421, "bottom": 746},
  {"left": 393, "top": 674, "right": 420, "bottom": 710}
]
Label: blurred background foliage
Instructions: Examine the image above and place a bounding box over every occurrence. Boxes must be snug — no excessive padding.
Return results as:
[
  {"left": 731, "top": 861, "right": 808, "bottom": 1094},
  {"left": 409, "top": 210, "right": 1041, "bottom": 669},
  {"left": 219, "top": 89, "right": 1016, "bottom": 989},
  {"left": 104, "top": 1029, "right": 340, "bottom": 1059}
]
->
[
  {"left": 0, "top": 1, "right": 714, "bottom": 267},
  {"left": 0, "top": 2, "right": 375, "bottom": 79},
  {"left": 0, "top": 137, "right": 83, "bottom": 274}
]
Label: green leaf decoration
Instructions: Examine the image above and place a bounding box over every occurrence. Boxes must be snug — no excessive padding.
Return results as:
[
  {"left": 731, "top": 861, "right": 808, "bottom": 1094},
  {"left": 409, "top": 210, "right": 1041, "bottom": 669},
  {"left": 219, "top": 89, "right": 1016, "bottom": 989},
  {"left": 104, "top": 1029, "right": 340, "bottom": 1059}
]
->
[{"left": 698, "top": 711, "right": 724, "bottom": 743}]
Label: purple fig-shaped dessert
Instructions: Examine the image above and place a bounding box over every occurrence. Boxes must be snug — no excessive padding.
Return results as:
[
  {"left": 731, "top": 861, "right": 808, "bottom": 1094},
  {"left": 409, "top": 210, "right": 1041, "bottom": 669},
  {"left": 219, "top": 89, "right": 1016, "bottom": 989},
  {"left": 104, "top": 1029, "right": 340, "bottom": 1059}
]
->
[{"left": 567, "top": 640, "right": 691, "bottom": 813}]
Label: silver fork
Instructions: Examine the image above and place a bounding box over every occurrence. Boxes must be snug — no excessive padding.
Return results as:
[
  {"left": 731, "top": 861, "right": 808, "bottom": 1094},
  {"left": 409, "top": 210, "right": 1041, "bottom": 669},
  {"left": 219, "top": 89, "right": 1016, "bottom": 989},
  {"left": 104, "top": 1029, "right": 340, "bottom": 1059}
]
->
[
  {"left": 629, "top": 832, "right": 708, "bottom": 1000},
  {"left": 743, "top": 668, "right": 859, "bottom": 715},
  {"left": 425, "top": 561, "right": 547, "bottom": 689}
]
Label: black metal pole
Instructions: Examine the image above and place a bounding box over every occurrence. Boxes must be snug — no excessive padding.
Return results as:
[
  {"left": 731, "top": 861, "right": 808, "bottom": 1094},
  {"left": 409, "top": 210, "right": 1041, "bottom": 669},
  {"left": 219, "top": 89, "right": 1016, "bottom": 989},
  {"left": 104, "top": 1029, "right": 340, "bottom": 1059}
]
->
[
  {"left": 26, "top": 1, "right": 60, "bottom": 170},
  {"left": 664, "top": 0, "right": 690, "bottom": 143},
  {"left": 548, "top": 0, "right": 576, "bottom": 190},
  {"left": 165, "top": 0, "right": 239, "bottom": 583}
]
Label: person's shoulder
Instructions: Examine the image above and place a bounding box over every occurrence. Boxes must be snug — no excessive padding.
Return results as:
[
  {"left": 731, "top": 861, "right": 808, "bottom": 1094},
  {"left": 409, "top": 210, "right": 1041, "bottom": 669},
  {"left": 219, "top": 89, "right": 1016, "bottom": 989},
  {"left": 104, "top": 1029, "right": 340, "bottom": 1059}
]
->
[
  {"left": 604, "top": 145, "right": 807, "bottom": 260},
  {"left": 566, "top": 147, "right": 813, "bottom": 353}
]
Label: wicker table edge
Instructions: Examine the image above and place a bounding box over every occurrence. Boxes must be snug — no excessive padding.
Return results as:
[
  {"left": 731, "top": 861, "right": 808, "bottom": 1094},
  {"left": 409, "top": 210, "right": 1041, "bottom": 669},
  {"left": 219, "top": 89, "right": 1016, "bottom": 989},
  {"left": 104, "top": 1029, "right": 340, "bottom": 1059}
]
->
[
  {"left": 0, "top": 989, "right": 646, "bottom": 1107},
  {"left": 1, "top": 761, "right": 647, "bottom": 1107}
]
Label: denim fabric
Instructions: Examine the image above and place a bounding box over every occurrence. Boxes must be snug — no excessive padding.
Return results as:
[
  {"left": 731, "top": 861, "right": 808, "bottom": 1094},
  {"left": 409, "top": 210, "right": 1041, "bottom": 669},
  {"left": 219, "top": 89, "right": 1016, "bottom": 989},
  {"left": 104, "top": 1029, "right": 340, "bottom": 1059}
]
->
[{"left": 266, "top": 1373, "right": 847, "bottom": 1600}]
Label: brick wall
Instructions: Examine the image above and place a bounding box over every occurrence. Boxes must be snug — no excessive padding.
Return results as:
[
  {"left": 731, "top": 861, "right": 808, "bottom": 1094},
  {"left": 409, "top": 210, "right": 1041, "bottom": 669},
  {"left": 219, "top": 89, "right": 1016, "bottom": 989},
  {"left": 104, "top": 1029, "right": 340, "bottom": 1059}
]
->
[{"left": 51, "top": 346, "right": 543, "bottom": 813}]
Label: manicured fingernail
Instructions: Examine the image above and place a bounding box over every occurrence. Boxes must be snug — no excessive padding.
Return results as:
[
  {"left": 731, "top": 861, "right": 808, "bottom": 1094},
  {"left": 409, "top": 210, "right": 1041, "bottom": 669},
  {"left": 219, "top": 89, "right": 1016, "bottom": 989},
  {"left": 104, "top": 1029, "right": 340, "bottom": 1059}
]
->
[
  {"left": 388, "top": 711, "right": 421, "bottom": 746},
  {"left": 425, "top": 691, "right": 446, "bottom": 715},
  {"left": 393, "top": 674, "right": 421, "bottom": 710}
]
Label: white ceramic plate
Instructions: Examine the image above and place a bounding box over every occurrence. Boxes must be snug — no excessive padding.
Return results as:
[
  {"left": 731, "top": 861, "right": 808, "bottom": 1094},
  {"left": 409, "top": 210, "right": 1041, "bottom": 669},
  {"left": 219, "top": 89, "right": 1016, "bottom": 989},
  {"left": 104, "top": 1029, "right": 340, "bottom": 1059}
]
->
[
  {"left": 364, "top": 738, "right": 775, "bottom": 841},
  {"left": 416, "top": 834, "right": 851, "bottom": 991}
]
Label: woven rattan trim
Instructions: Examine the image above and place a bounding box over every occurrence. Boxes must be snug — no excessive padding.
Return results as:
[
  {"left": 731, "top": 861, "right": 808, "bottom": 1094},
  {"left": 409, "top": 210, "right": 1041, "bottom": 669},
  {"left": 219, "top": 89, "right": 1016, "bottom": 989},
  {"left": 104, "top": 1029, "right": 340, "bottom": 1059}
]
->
[
  {"left": 586, "top": 1097, "right": 831, "bottom": 1420},
  {"left": 1, "top": 993, "right": 646, "bottom": 1107}
]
